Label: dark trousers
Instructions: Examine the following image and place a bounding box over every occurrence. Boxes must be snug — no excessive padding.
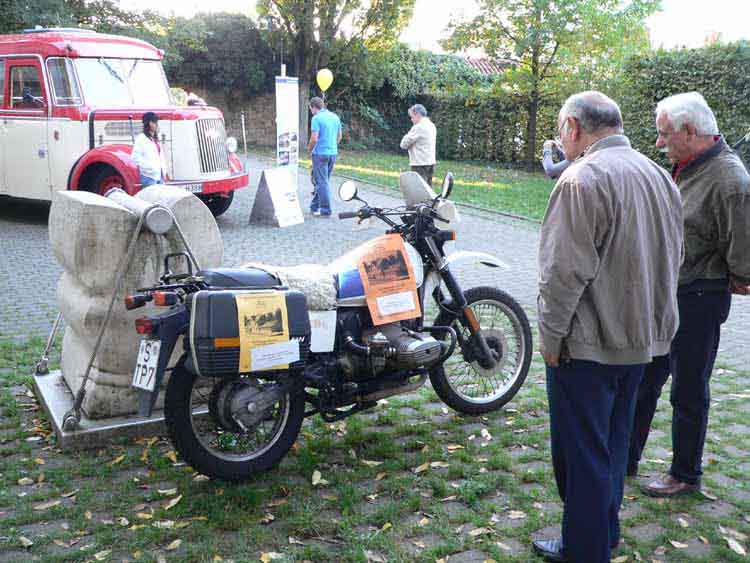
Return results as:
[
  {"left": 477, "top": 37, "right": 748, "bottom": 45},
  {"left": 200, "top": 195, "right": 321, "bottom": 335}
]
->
[
  {"left": 547, "top": 359, "right": 645, "bottom": 563},
  {"left": 311, "top": 154, "right": 336, "bottom": 215},
  {"left": 628, "top": 290, "right": 731, "bottom": 484},
  {"left": 410, "top": 164, "right": 434, "bottom": 187}
]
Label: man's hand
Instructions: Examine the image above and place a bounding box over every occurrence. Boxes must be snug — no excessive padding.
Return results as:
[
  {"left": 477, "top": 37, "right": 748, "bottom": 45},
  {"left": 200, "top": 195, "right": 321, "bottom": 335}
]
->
[
  {"left": 730, "top": 275, "right": 750, "bottom": 295},
  {"left": 539, "top": 340, "right": 559, "bottom": 367}
]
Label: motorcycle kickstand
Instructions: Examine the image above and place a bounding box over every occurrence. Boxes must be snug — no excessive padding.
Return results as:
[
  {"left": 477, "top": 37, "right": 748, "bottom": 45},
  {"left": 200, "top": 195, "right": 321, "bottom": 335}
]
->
[{"left": 35, "top": 312, "right": 62, "bottom": 375}]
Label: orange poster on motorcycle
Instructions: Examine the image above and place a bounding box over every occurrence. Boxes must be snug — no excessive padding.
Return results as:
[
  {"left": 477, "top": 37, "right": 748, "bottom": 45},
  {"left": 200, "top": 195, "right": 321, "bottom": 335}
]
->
[{"left": 357, "top": 234, "right": 421, "bottom": 326}]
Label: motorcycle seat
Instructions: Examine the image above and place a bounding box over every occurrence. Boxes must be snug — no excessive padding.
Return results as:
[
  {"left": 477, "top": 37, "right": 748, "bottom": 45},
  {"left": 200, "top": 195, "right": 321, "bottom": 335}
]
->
[{"left": 199, "top": 267, "right": 282, "bottom": 288}]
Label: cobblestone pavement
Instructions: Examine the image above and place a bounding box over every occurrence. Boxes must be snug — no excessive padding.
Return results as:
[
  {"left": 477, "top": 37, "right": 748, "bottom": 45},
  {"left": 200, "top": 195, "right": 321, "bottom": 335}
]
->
[{"left": 0, "top": 155, "right": 748, "bottom": 370}]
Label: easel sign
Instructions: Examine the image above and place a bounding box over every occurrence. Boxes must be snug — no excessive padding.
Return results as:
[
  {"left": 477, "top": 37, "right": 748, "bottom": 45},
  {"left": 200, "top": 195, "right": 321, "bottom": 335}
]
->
[{"left": 249, "top": 167, "right": 304, "bottom": 228}]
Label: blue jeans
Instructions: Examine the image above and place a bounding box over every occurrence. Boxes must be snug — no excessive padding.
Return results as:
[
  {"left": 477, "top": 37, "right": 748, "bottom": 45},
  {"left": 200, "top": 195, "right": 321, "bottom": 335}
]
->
[
  {"left": 547, "top": 359, "right": 645, "bottom": 563},
  {"left": 140, "top": 174, "right": 163, "bottom": 187},
  {"left": 311, "top": 154, "right": 336, "bottom": 215}
]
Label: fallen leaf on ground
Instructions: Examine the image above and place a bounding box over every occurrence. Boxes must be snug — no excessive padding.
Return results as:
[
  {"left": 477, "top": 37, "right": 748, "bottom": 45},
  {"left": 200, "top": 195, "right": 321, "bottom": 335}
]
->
[
  {"left": 260, "top": 552, "right": 283, "bottom": 563},
  {"left": 496, "top": 541, "right": 512, "bottom": 551},
  {"left": 165, "top": 450, "right": 178, "bottom": 463},
  {"left": 320, "top": 492, "right": 338, "bottom": 501},
  {"left": 110, "top": 455, "right": 125, "bottom": 466},
  {"left": 158, "top": 488, "right": 178, "bottom": 496},
  {"left": 440, "top": 495, "right": 457, "bottom": 502},
  {"left": 430, "top": 461, "right": 450, "bottom": 469},
  {"left": 361, "top": 459, "right": 383, "bottom": 467},
  {"left": 117, "top": 517, "right": 129, "bottom": 527},
  {"left": 163, "top": 494, "right": 183, "bottom": 510},
  {"left": 380, "top": 522, "right": 392, "bottom": 532},
  {"left": 468, "top": 527, "right": 492, "bottom": 537},
  {"left": 700, "top": 490, "right": 718, "bottom": 501},
  {"left": 289, "top": 536, "right": 304, "bottom": 545},
  {"left": 85, "top": 510, "right": 92, "bottom": 520},
  {"left": 676, "top": 517, "right": 689, "bottom": 528},
  {"left": 447, "top": 444, "right": 465, "bottom": 452},
  {"left": 412, "top": 540, "right": 426, "bottom": 549},
  {"left": 480, "top": 428, "right": 493, "bottom": 441},
  {"left": 34, "top": 499, "right": 61, "bottom": 511},
  {"left": 364, "top": 550, "right": 387, "bottom": 563},
  {"left": 153, "top": 520, "right": 175, "bottom": 529},
  {"left": 34, "top": 458, "right": 45, "bottom": 465},
  {"left": 94, "top": 550, "right": 111, "bottom": 560},
  {"left": 136, "top": 512, "right": 153, "bottom": 520},
  {"left": 260, "top": 513, "right": 275, "bottom": 525},
  {"left": 193, "top": 474, "right": 210, "bottom": 482},
  {"left": 611, "top": 556, "right": 628, "bottom": 563},
  {"left": 725, "top": 537, "right": 747, "bottom": 556},
  {"left": 267, "top": 498, "right": 288, "bottom": 508},
  {"left": 699, "top": 536, "right": 709, "bottom": 544},
  {"left": 311, "top": 470, "right": 329, "bottom": 486},
  {"left": 719, "top": 525, "right": 748, "bottom": 541},
  {"left": 507, "top": 510, "right": 526, "bottom": 520},
  {"left": 366, "top": 494, "right": 378, "bottom": 502},
  {"left": 418, "top": 517, "right": 430, "bottom": 526},
  {"left": 413, "top": 462, "right": 430, "bottom": 474},
  {"left": 375, "top": 472, "right": 387, "bottom": 481},
  {"left": 61, "top": 489, "right": 79, "bottom": 498},
  {"left": 17, "top": 477, "right": 34, "bottom": 486},
  {"left": 166, "top": 539, "right": 182, "bottom": 551},
  {"left": 669, "top": 540, "right": 688, "bottom": 548},
  {"left": 19, "top": 536, "right": 33, "bottom": 548}
]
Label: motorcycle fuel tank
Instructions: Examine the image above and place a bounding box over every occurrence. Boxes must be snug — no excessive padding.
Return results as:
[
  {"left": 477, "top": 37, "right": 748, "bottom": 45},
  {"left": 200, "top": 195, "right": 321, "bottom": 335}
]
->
[{"left": 331, "top": 236, "right": 424, "bottom": 307}]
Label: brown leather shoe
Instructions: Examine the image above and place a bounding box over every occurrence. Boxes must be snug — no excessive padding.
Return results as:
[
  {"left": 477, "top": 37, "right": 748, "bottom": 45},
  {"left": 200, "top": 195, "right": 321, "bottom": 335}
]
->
[{"left": 642, "top": 473, "right": 699, "bottom": 497}]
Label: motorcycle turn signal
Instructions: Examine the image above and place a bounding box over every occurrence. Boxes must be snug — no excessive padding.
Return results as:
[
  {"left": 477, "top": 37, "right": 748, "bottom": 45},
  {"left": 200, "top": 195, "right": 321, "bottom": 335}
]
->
[
  {"left": 125, "top": 294, "right": 152, "bottom": 310},
  {"left": 153, "top": 291, "right": 179, "bottom": 306}
]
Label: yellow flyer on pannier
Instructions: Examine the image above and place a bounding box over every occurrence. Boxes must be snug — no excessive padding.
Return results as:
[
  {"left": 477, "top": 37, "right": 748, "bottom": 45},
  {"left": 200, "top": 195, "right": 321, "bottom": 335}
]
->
[
  {"left": 235, "top": 292, "right": 298, "bottom": 372},
  {"left": 357, "top": 234, "right": 421, "bottom": 325}
]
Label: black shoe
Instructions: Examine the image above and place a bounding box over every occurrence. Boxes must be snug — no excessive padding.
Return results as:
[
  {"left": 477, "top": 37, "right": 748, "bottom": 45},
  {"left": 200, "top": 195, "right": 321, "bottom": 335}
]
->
[{"left": 532, "top": 538, "right": 567, "bottom": 562}]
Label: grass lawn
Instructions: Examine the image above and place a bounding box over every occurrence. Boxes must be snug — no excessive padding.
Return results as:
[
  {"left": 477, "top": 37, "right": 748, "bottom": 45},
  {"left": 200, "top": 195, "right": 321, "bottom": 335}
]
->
[
  {"left": 1, "top": 335, "right": 749, "bottom": 562},
  {"left": 248, "top": 147, "right": 554, "bottom": 222}
]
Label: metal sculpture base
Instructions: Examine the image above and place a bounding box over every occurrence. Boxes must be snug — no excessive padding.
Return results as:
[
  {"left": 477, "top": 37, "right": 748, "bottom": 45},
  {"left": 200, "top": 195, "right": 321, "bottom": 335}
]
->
[{"left": 32, "top": 370, "right": 165, "bottom": 451}]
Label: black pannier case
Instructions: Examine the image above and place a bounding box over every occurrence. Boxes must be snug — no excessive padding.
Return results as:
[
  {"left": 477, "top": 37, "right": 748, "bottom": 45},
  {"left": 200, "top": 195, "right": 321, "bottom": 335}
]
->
[{"left": 188, "top": 289, "right": 310, "bottom": 378}]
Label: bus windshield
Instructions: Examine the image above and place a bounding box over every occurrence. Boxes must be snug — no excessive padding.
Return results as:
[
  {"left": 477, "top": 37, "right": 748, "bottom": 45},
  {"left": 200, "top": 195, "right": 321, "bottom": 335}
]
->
[{"left": 74, "top": 58, "right": 172, "bottom": 107}]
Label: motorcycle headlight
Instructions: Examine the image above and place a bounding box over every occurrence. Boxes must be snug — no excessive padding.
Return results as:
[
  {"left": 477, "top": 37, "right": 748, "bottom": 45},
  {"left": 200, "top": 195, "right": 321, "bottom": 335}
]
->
[{"left": 226, "top": 136, "right": 238, "bottom": 153}]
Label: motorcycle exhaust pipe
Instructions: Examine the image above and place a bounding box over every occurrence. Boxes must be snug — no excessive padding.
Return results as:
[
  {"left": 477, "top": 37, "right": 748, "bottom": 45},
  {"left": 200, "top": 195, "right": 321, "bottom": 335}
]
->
[{"left": 358, "top": 374, "right": 427, "bottom": 403}]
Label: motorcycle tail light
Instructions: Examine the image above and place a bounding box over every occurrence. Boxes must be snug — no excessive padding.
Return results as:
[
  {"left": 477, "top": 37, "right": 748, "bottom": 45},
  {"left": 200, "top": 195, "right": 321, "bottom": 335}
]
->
[
  {"left": 135, "top": 317, "right": 155, "bottom": 335},
  {"left": 153, "top": 292, "right": 178, "bottom": 306},
  {"left": 125, "top": 294, "right": 151, "bottom": 310}
]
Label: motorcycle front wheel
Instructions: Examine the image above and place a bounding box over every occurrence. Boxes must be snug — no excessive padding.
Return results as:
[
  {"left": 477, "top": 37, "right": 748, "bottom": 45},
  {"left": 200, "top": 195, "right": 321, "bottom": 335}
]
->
[
  {"left": 164, "top": 364, "right": 304, "bottom": 482},
  {"left": 429, "top": 286, "right": 532, "bottom": 414}
]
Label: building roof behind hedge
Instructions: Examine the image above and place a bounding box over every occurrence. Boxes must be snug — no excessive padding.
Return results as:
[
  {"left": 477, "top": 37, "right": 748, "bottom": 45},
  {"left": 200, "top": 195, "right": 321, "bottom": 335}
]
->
[{"left": 462, "top": 56, "right": 512, "bottom": 76}]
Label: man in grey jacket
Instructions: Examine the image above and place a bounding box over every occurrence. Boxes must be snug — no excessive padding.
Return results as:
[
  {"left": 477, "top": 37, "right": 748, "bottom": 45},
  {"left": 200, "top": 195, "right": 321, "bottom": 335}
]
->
[
  {"left": 533, "top": 91, "right": 683, "bottom": 563},
  {"left": 630, "top": 92, "right": 750, "bottom": 496}
]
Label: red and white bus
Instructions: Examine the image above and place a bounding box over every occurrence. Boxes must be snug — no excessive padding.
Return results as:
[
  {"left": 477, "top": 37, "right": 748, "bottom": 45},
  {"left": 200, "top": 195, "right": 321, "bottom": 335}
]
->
[{"left": 0, "top": 28, "right": 248, "bottom": 216}]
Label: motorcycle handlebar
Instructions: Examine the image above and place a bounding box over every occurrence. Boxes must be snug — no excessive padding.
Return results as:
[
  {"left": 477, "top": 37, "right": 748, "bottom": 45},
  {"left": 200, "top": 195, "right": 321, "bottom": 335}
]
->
[{"left": 338, "top": 211, "right": 360, "bottom": 219}]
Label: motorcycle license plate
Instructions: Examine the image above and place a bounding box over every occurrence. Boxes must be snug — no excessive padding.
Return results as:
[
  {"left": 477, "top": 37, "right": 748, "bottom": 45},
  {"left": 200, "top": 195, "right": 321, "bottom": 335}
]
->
[
  {"left": 181, "top": 183, "right": 203, "bottom": 193},
  {"left": 132, "top": 339, "right": 161, "bottom": 392}
]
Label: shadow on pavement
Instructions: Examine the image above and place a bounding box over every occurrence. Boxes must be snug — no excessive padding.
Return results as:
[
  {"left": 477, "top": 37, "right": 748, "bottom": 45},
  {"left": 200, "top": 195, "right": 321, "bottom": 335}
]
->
[{"left": 0, "top": 196, "right": 51, "bottom": 225}]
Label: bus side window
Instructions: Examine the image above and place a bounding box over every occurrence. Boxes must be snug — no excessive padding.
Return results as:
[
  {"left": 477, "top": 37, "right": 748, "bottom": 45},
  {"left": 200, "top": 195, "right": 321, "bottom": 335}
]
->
[
  {"left": 0, "top": 60, "right": 5, "bottom": 108},
  {"left": 10, "top": 65, "right": 45, "bottom": 109},
  {"left": 47, "top": 58, "right": 82, "bottom": 106}
]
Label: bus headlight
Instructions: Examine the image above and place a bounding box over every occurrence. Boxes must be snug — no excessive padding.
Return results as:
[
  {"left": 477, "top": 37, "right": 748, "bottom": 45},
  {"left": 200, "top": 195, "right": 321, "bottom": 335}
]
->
[{"left": 226, "top": 136, "right": 238, "bottom": 153}]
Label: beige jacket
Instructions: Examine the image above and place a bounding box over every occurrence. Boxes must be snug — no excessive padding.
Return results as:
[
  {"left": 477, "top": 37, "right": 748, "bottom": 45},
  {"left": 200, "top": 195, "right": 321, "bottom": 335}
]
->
[
  {"left": 400, "top": 117, "right": 437, "bottom": 166},
  {"left": 537, "top": 135, "right": 683, "bottom": 365}
]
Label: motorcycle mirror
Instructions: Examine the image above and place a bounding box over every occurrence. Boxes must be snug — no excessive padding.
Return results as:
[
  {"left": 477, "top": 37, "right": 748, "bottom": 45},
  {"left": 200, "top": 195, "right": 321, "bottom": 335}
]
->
[
  {"left": 441, "top": 172, "right": 454, "bottom": 199},
  {"left": 338, "top": 180, "right": 358, "bottom": 202}
]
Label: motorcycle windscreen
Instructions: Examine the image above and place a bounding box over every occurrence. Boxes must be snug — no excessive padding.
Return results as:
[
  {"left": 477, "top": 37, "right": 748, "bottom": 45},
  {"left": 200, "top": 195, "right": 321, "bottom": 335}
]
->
[{"left": 334, "top": 238, "right": 424, "bottom": 301}]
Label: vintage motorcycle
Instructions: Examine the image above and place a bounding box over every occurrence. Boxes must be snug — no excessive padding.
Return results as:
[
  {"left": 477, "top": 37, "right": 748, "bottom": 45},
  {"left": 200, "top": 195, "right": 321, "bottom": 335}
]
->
[{"left": 127, "top": 172, "right": 532, "bottom": 481}]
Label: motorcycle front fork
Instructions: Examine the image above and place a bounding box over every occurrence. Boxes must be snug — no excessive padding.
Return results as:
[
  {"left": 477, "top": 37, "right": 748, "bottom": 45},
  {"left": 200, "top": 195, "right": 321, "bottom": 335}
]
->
[{"left": 431, "top": 261, "right": 497, "bottom": 370}]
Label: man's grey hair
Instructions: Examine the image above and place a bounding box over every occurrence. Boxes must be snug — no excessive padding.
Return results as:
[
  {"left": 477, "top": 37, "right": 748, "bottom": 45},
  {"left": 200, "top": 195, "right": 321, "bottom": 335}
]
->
[
  {"left": 409, "top": 104, "right": 427, "bottom": 117},
  {"left": 655, "top": 92, "right": 719, "bottom": 135},
  {"left": 560, "top": 91, "right": 623, "bottom": 134}
]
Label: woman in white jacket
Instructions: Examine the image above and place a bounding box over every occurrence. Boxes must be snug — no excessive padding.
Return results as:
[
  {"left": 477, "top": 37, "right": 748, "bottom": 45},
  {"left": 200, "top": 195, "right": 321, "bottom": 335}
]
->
[{"left": 132, "top": 112, "right": 168, "bottom": 186}]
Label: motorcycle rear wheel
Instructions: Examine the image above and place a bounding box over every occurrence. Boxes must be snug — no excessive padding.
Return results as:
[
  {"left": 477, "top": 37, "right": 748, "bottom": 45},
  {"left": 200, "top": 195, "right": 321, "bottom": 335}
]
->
[
  {"left": 164, "top": 365, "right": 304, "bottom": 482},
  {"left": 429, "top": 286, "right": 532, "bottom": 414}
]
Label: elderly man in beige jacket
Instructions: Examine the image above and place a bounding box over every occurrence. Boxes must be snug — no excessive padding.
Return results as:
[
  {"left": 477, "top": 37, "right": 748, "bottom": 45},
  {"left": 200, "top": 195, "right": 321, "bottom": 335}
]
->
[
  {"left": 533, "top": 91, "right": 683, "bottom": 563},
  {"left": 400, "top": 104, "right": 437, "bottom": 186}
]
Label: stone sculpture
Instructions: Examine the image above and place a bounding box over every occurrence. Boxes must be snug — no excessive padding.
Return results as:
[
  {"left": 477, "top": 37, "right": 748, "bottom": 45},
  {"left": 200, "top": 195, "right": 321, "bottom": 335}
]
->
[{"left": 49, "top": 186, "right": 223, "bottom": 418}]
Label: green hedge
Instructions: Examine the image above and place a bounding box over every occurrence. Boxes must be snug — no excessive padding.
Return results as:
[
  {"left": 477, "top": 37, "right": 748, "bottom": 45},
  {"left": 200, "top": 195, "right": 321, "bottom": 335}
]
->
[{"left": 620, "top": 42, "right": 750, "bottom": 165}]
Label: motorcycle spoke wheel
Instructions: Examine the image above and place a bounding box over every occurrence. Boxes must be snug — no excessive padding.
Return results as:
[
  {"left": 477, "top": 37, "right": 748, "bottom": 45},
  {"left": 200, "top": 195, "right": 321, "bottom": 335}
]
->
[{"left": 429, "top": 287, "right": 532, "bottom": 414}]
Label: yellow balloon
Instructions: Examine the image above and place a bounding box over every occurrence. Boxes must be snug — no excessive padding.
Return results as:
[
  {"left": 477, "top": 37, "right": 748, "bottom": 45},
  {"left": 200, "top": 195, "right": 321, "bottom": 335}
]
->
[{"left": 316, "top": 69, "right": 334, "bottom": 93}]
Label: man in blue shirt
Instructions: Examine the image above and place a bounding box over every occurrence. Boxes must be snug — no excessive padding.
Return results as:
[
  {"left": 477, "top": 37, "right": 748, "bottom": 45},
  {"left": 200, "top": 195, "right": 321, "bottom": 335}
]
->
[{"left": 308, "top": 97, "right": 342, "bottom": 216}]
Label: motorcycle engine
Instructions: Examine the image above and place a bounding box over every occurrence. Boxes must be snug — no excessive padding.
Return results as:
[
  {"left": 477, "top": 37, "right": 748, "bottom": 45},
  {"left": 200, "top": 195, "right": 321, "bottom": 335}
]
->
[{"left": 341, "top": 320, "right": 443, "bottom": 379}]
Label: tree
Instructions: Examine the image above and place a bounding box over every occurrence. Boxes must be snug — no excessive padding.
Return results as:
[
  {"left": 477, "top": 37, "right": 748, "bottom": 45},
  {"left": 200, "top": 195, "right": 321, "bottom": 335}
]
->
[
  {"left": 256, "top": 0, "right": 416, "bottom": 145},
  {"left": 445, "top": 0, "right": 660, "bottom": 164}
]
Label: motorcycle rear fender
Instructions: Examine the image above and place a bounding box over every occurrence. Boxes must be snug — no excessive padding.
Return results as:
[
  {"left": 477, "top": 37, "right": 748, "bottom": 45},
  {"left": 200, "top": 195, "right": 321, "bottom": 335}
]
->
[{"left": 423, "top": 251, "right": 508, "bottom": 303}]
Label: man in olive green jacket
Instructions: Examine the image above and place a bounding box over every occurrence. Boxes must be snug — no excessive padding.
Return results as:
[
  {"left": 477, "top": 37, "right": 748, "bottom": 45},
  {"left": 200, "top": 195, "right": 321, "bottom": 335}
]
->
[
  {"left": 630, "top": 92, "right": 750, "bottom": 497},
  {"left": 533, "top": 91, "right": 683, "bottom": 563}
]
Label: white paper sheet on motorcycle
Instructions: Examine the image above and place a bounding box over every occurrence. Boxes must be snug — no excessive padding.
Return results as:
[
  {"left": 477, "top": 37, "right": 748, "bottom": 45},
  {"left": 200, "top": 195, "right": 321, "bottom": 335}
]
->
[
  {"left": 357, "top": 234, "right": 421, "bottom": 326},
  {"left": 188, "top": 289, "right": 310, "bottom": 378}
]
